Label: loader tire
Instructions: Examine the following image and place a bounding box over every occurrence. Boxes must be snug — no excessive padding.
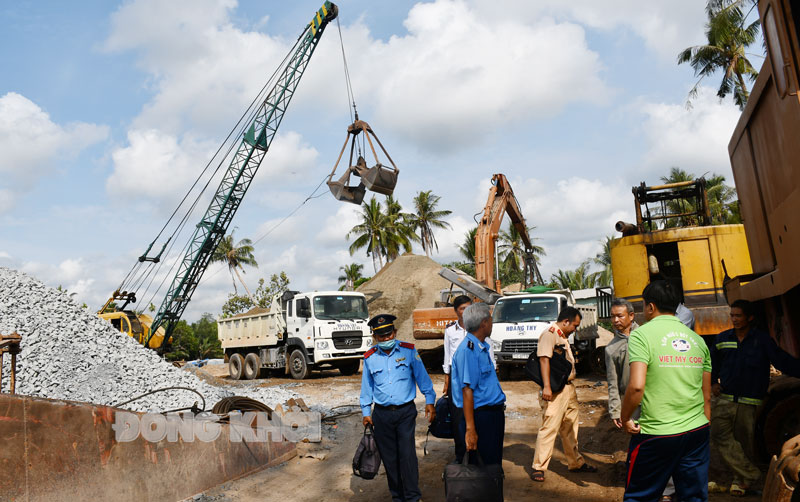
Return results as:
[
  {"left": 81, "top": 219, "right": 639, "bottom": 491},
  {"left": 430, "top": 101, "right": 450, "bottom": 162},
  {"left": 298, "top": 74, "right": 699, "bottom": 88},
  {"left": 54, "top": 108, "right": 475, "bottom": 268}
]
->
[
  {"left": 229, "top": 353, "right": 245, "bottom": 380},
  {"left": 289, "top": 349, "right": 310, "bottom": 380},
  {"left": 244, "top": 353, "right": 260, "bottom": 380}
]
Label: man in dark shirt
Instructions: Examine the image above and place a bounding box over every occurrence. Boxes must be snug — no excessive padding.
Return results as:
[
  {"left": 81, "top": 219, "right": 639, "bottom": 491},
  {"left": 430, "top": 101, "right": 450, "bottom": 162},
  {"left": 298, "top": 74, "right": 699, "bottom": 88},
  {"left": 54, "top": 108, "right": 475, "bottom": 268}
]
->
[{"left": 710, "top": 299, "right": 800, "bottom": 495}]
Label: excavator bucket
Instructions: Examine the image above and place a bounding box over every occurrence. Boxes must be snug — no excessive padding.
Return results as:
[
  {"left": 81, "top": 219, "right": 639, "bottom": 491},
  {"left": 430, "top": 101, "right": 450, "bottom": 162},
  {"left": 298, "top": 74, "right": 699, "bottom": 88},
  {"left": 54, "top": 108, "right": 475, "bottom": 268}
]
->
[
  {"left": 361, "top": 163, "right": 397, "bottom": 196},
  {"left": 327, "top": 180, "right": 366, "bottom": 205}
]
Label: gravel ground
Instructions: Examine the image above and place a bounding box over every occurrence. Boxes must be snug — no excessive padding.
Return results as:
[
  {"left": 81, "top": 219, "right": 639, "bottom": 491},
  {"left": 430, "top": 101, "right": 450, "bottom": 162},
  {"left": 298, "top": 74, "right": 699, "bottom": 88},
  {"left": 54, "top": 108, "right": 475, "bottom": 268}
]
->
[{"left": 0, "top": 267, "right": 300, "bottom": 412}]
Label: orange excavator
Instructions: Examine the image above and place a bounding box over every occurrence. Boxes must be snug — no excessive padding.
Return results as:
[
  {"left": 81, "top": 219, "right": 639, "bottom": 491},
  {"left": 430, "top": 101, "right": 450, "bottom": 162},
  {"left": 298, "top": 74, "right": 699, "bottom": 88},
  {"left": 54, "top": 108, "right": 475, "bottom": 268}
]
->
[{"left": 413, "top": 173, "right": 542, "bottom": 340}]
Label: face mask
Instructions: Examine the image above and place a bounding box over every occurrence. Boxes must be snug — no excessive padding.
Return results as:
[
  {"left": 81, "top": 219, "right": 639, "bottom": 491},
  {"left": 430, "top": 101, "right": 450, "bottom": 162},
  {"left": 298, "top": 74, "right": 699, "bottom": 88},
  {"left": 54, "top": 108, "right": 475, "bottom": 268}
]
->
[{"left": 377, "top": 339, "right": 397, "bottom": 350}]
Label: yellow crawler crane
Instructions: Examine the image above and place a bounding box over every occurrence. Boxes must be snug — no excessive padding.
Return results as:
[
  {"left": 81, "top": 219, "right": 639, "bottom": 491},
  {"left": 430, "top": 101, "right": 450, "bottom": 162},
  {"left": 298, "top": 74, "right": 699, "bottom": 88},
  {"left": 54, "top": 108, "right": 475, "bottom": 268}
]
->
[{"left": 610, "top": 179, "right": 752, "bottom": 338}]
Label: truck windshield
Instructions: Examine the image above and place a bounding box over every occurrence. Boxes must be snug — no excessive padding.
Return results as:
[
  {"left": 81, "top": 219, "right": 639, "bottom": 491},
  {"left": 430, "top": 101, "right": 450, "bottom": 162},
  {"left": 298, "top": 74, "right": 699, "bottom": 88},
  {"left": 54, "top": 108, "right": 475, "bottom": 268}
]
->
[
  {"left": 313, "top": 295, "right": 369, "bottom": 321},
  {"left": 492, "top": 297, "right": 558, "bottom": 323}
]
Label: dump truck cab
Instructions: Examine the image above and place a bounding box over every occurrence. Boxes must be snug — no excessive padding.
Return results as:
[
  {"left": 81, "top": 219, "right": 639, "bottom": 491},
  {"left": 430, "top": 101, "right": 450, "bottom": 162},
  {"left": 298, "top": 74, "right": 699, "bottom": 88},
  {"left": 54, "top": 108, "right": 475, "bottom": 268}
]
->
[{"left": 490, "top": 291, "right": 598, "bottom": 377}]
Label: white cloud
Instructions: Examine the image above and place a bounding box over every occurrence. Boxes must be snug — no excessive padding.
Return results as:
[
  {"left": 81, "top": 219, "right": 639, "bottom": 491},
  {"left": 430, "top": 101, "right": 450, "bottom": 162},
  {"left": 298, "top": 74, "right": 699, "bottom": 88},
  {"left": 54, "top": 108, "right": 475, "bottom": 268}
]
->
[
  {"left": 0, "top": 92, "right": 108, "bottom": 213},
  {"left": 316, "top": 204, "right": 363, "bottom": 247},
  {"left": 471, "top": 0, "right": 706, "bottom": 61},
  {"left": 637, "top": 86, "right": 741, "bottom": 180},
  {"left": 327, "top": 1, "right": 610, "bottom": 152},
  {"left": 103, "top": 0, "right": 610, "bottom": 156}
]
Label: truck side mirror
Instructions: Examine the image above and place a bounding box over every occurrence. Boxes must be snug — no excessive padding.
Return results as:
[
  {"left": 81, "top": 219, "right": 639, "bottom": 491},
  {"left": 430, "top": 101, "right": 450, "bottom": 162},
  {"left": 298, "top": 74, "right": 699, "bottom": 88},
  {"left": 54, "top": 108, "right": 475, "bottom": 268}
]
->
[{"left": 297, "top": 298, "right": 311, "bottom": 318}]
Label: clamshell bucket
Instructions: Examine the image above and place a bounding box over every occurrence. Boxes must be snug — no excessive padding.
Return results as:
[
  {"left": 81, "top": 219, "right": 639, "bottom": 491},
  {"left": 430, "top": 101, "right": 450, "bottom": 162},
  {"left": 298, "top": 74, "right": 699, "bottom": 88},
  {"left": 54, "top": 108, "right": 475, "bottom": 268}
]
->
[
  {"left": 361, "top": 163, "right": 397, "bottom": 195},
  {"left": 328, "top": 179, "right": 366, "bottom": 205},
  {"left": 327, "top": 119, "right": 399, "bottom": 204}
]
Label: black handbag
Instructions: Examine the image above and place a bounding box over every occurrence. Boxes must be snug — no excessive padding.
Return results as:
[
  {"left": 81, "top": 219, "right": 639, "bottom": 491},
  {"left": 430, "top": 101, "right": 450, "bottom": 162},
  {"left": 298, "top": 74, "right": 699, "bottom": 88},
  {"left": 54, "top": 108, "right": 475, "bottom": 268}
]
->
[
  {"left": 352, "top": 424, "right": 381, "bottom": 479},
  {"left": 525, "top": 345, "right": 572, "bottom": 393},
  {"left": 443, "top": 450, "right": 503, "bottom": 502},
  {"left": 424, "top": 395, "right": 455, "bottom": 455}
]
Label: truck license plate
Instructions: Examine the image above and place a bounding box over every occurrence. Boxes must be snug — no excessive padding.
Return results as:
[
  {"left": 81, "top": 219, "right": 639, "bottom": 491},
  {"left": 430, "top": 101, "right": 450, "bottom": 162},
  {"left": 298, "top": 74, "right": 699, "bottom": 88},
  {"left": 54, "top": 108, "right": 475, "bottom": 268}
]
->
[{"left": 512, "top": 353, "right": 529, "bottom": 360}]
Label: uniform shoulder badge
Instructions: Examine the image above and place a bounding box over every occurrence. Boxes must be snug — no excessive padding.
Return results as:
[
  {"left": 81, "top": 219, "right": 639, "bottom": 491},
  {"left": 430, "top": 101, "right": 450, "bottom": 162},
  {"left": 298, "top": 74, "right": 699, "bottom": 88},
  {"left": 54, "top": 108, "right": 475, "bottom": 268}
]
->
[
  {"left": 467, "top": 340, "right": 474, "bottom": 350},
  {"left": 364, "top": 347, "right": 377, "bottom": 359},
  {"left": 557, "top": 329, "right": 563, "bottom": 336},
  {"left": 399, "top": 341, "right": 415, "bottom": 350},
  {"left": 548, "top": 326, "right": 556, "bottom": 333},
  {"left": 445, "top": 320, "right": 456, "bottom": 328}
]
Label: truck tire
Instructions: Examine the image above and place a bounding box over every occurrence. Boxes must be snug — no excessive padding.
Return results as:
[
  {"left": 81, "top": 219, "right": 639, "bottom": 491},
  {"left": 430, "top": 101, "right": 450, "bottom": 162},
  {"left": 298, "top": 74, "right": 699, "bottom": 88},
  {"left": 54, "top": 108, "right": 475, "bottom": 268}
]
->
[
  {"left": 229, "top": 353, "right": 245, "bottom": 380},
  {"left": 338, "top": 360, "right": 360, "bottom": 376},
  {"left": 244, "top": 353, "right": 260, "bottom": 380},
  {"left": 497, "top": 365, "right": 511, "bottom": 381},
  {"left": 289, "top": 349, "right": 310, "bottom": 380}
]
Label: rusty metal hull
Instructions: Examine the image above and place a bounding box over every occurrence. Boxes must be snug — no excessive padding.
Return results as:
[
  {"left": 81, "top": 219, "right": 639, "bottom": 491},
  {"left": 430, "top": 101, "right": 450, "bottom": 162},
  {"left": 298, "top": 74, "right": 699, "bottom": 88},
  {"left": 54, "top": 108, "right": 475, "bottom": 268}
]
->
[{"left": 0, "top": 394, "right": 296, "bottom": 501}]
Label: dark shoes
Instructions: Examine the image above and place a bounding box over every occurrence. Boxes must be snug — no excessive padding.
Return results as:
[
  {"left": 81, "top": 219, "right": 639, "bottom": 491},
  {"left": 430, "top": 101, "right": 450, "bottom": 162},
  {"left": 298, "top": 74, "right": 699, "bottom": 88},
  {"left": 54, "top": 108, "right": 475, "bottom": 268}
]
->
[
  {"left": 569, "top": 463, "right": 598, "bottom": 473},
  {"left": 530, "top": 470, "right": 545, "bottom": 482}
]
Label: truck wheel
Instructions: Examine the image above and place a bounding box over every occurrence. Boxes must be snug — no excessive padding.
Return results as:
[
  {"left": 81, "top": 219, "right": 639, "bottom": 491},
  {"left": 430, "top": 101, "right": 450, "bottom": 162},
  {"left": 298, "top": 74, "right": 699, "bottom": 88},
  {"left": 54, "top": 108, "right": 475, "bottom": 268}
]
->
[
  {"left": 229, "top": 353, "right": 245, "bottom": 380},
  {"left": 244, "top": 353, "right": 260, "bottom": 380},
  {"left": 497, "top": 365, "right": 511, "bottom": 381},
  {"left": 338, "top": 360, "right": 360, "bottom": 376},
  {"left": 289, "top": 349, "right": 310, "bottom": 380}
]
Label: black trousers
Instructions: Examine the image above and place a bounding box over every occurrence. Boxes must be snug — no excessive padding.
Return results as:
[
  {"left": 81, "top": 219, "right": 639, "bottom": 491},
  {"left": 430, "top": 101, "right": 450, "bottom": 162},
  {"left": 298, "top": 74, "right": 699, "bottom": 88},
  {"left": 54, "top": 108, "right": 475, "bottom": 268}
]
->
[
  {"left": 448, "top": 394, "right": 466, "bottom": 462},
  {"left": 372, "top": 402, "right": 420, "bottom": 502},
  {"left": 455, "top": 405, "right": 505, "bottom": 466}
]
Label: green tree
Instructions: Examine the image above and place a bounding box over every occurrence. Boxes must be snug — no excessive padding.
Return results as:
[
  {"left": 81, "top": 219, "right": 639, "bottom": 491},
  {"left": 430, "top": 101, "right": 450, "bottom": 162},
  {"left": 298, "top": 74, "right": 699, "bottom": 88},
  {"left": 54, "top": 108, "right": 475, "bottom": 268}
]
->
[
  {"left": 498, "top": 223, "right": 545, "bottom": 283},
  {"left": 381, "top": 195, "right": 419, "bottom": 262},
  {"left": 660, "top": 167, "right": 741, "bottom": 226},
  {"left": 550, "top": 260, "right": 599, "bottom": 290},
  {"left": 165, "top": 320, "right": 197, "bottom": 361},
  {"left": 678, "top": 0, "right": 760, "bottom": 110},
  {"left": 192, "top": 313, "right": 222, "bottom": 359},
  {"left": 348, "top": 197, "right": 387, "bottom": 273},
  {"left": 221, "top": 272, "right": 290, "bottom": 317},
  {"left": 594, "top": 236, "right": 614, "bottom": 288},
  {"left": 410, "top": 190, "right": 452, "bottom": 257},
  {"left": 212, "top": 230, "right": 258, "bottom": 301},
  {"left": 457, "top": 227, "right": 478, "bottom": 266},
  {"left": 338, "top": 263, "right": 364, "bottom": 291}
]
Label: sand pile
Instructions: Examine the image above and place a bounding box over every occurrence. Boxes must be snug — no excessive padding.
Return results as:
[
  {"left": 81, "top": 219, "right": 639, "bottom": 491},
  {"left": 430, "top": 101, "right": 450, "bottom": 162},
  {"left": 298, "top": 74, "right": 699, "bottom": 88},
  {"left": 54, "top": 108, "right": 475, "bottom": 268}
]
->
[{"left": 357, "top": 253, "right": 451, "bottom": 349}]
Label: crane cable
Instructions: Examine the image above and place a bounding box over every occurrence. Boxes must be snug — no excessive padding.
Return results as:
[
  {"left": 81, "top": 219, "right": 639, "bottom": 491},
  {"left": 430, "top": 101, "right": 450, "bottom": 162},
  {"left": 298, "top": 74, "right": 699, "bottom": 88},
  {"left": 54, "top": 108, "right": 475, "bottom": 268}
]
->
[{"left": 335, "top": 17, "right": 365, "bottom": 157}]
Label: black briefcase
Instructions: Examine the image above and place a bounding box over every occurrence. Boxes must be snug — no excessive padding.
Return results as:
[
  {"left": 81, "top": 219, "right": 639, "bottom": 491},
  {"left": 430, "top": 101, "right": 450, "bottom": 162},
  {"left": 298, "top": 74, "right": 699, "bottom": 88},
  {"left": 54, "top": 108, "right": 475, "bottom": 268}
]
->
[
  {"left": 443, "top": 450, "right": 503, "bottom": 502},
  {"left": 525, "top": 345, "right": 572, "bottom": 393}
]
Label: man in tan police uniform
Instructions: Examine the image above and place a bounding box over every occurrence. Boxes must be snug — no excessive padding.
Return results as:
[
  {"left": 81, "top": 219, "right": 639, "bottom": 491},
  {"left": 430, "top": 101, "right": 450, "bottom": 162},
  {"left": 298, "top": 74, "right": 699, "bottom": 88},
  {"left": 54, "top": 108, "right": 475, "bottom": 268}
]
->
[{"left": 531, "top": 306, "right": 597, "bottom": 482}]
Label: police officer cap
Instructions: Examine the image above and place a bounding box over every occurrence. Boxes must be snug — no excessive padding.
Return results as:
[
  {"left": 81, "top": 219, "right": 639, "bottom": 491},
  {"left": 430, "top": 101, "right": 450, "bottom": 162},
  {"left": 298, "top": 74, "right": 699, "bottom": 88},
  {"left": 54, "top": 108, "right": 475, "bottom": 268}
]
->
[{"left": 368, "top": 314, "right": 397, "bottom": 336}]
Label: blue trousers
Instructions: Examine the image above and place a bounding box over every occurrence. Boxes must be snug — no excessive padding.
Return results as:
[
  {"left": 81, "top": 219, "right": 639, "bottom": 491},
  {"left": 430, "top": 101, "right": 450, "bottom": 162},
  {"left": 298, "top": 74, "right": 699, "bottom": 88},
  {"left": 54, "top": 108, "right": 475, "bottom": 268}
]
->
[
  {"left": 456, "top": 405, "right": 505, "bottom": 466},
  {"left": 372, "top": 402, "right": 420, "bottom": 502},
  {"left": 625, "top": 424, "right": 710, "bottom": 502}
]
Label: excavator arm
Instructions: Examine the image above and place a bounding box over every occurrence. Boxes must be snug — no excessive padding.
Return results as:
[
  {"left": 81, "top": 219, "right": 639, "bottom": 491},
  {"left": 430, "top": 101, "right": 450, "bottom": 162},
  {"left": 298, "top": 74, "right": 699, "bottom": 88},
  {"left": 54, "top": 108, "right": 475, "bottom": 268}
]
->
[{"left": 475, "top": 174, "right": 543, "bottom": 292}]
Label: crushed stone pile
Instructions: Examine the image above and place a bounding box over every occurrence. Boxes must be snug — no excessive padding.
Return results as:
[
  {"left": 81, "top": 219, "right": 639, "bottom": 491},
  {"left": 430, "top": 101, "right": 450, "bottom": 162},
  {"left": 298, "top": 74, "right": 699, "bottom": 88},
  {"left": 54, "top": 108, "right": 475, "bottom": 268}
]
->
[
  {"left": 0, "top": 267, "right": 299, "bottom": 412},
  {"left": 357, "top": 253, "right": 451, "bottom": 349}
]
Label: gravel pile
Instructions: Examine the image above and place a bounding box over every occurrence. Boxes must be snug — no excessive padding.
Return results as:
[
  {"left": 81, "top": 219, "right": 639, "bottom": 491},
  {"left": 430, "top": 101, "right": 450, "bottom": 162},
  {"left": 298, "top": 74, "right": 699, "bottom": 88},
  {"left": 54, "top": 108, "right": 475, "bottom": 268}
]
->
[{"left": 0, "top": 267, "right": 299, "bottom": 412}]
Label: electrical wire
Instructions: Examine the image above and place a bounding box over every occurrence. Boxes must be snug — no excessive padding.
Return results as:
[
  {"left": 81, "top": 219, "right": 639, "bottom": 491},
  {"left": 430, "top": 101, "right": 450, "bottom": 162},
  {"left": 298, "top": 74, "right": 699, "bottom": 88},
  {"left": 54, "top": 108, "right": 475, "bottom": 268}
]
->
[{"left": 112, "top": 386, "right": 207, "bottom": 413}]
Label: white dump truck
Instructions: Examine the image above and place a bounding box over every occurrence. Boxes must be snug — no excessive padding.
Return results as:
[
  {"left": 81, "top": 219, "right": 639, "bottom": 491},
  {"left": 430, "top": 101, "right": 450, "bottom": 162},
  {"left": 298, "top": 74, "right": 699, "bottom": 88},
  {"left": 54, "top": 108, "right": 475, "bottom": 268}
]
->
[
  {"left": 217, "top": 290, "right": 371, "bottom": 380},
  {"left": 489, "top": 290, "right": 598, "bottom": 378}
]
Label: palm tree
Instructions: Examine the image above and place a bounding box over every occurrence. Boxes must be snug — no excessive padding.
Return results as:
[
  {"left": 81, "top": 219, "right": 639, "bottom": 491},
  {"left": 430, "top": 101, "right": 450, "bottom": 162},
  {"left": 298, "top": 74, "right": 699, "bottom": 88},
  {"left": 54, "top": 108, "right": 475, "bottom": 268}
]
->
[
  {"left": 660, "top": 168, "right": 740, "bottom": 226},
  {"left": 347, "top": 197, "right": 386, "bottom": 273},
  {"left": 410, "top": 190, "right": 452, "bottom": 257},
  {"left": 458, "top": 227, "right": 478, "bottom": 265},
  {"left": 550, "top": 260, "right": 599, "bottom": 290},
  {"left": 338, "top": 263, "right": 364, "bottom": 291},
  {"left": 594, "top": 236, "right": 614, "bottom": 288},
  {"left": 498, "top": 223, "right": 545, "bottom": 272},
  {"left": 678, "top": 0, "right": 760, "bottom": 110},
  {"left": 212, "top": 231, "right": 258, "bottom": 301},
  {"left": 381, "top": 195, "right": 418, "bottom": 262}
]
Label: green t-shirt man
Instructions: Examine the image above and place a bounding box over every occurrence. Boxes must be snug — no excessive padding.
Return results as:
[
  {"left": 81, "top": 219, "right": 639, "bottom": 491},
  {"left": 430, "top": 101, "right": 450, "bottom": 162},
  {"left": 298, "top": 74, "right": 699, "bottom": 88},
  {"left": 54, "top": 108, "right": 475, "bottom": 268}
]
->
[{"left": 628, "top": 315, "right": 711, "bottom": 435}]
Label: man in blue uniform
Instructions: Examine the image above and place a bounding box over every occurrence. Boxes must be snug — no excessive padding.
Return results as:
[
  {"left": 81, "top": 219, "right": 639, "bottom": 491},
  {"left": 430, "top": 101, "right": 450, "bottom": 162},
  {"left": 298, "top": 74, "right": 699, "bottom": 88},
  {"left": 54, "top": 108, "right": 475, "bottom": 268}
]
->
[
  {"left": 450, "top": 303, "right": 506, "bottom": 469},
  {"left": 360, "top": 314, "right": 436, "bottom": 502},
  {"left": 709, "top": 299, "right": 800, "bottom": 495}
]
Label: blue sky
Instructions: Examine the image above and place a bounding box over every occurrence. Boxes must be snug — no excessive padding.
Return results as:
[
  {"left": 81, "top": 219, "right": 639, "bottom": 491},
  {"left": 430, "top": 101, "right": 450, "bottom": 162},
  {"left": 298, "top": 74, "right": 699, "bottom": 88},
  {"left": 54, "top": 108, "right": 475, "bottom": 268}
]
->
[{"left": 0, "top": 0, "right": 755, "bottom": 320}]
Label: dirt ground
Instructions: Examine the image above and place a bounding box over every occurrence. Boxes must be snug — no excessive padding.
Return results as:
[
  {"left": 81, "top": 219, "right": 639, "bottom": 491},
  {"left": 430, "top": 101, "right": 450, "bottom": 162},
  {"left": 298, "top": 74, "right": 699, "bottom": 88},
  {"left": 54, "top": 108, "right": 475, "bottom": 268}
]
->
[{"left": 192, "top": 365, "right": 756, "bottom": 502}]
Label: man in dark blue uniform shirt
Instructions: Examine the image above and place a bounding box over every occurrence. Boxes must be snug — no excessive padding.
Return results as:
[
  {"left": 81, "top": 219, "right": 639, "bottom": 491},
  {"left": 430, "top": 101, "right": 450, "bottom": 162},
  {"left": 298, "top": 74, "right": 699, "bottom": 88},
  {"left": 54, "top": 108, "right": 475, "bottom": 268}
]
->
[
  {"left": 360, "top": 314, "right": 436, "bottom": 502},
  {"left": 450, "top": 302, "right": 506, "bottom": 470},
  {"left": 710, "top": 299, "right": 800, "bottom": 495}
]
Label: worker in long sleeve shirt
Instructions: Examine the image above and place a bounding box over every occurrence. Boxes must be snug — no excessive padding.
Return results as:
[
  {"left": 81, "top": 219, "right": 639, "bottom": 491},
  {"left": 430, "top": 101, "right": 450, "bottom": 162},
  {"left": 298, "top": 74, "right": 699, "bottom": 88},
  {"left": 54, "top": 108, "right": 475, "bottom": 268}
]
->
[
  {"left": 360, "top": 314, "right": 436, "bottom": 502},
  {"left": 709, "top": 299, "right": 800, "bottom": 496}
]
